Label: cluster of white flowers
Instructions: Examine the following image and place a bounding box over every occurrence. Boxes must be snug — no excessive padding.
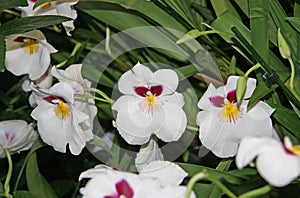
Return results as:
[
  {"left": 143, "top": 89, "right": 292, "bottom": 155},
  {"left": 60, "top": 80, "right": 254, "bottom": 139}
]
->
[{"left": 1, "top": 1, "right": 299, "bottom": 196}]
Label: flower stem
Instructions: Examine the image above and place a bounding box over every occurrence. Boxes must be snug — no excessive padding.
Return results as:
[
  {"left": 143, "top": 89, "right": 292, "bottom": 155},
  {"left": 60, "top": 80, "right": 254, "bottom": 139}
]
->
[
  {"left": 13, "top": 150, "right": 32, "bottom": 192},
  {"left": 239, "top": 185, "right": 272, "bottom": 198},
  {"left": 84, "top": 87, "right": 113, "bottom": 103},
  {"left": 231, "top": 26, "right": 300, "bottom": 110},
  {"left": 3, "top": 148, "right": 13, "bottom": 198},
  {"left": 186, "top": 125, "right": 199, "bottom": 132},
  {"left": 2, "top": 9, "right": 20, "bottom": 17},
  {"left": 74, "top": 94, "right": 112, "bottom": 104},
  {"left": 244, "top": 63, "right": 261, "bottom": 77},
  {"left": 185, "top": 169, "right": 237, "bottom": 198}
]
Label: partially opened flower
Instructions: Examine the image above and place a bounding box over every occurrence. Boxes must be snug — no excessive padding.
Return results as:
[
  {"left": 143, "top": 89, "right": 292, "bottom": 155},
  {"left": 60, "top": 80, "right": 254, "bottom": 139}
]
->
[
  {"left": 135, "top": 137, "right": 164, "bottom": 172},
  {"left": 197, "top": 76, "right": 274, "bottom": 157},
  {"left": 31, "top": 82, "right": 93, "bottom": 155},
  {"left": 19, "top": 0, "right": 79, "bottom": 35},
  {"left": 79, "top": 160, "right": 195, "bottom": 198},
  {"left": 0, "top": 120, "right": 37, "bottom": 158},
  {"left": 51, "top": 64, "right": 97, "bottom": 124},
  {"left": 5, "top": 30, "right": 57, "bottom": 80},
  {"left": 236, "top": 136, "right": 300, "bottom": 187},
  {"left": 112, "top": 63, "right": 187, "bottom": 145}
]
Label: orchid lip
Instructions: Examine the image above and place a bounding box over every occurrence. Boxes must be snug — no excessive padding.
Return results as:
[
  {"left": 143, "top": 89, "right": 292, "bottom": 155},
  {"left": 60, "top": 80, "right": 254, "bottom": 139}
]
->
[{"left": 134, "top": 85, "right": 163, "bottom": 97}]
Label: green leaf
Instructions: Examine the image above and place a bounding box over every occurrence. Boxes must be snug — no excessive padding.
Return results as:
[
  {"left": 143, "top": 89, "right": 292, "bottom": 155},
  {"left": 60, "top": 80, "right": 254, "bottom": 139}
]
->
[
  {"left": 13, "top": 191, "right": 39, "bottom": 198},
  {"left": 26, "top": 152, "right": 58, "bottom": 198},
  {"left": 0, "top": 0, "right": 27, "bottom": 10},
  {"left": 266, "top": 101, "right": 300, "bottom": 136},
  {"left": 286, "top": 17, "right": 300, "bottom": 33},
  {"left": 176, "top": 29, "right": 202, "bottom": 44},
  {"left": 0, "top": 34, "right": 5, "bottom": 72},
  {"left": 0, "top": 16, "right": 71, "bottom": 36},
  {"left": 79, "top": 0, "right": 187, "bottom": 32},
  {"left": 89, "top": 134, "right": 112, "bottom": 155},
  {"left": 210, "top": 0, "right": 241, "bottom": 19},
  {"left": 176, "top": 64, "right": 199, "bottom": 80},
  {"left": 177, "top": 162, "right": 245, "bottom": 185}
]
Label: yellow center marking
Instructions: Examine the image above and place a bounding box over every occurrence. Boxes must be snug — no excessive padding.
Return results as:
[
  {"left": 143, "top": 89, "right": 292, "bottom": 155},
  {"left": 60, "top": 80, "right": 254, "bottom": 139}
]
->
[
  {"left": 41, "top": 2, "right": 52, "bottom": 9},
  {"left": 221, "top": 103, "right": 240, "bottom": 123},
  {"left": 139, "top": 93, "right": 160, "bottom": 114},
  {"left": 22, "top": 38, "right": 39, "bottom": 54},
  {"left": 55, "top": 100, "right": 70, "bottom": 120},
  {"left": 289, "top": 146, "right": 300, "bottom": 155}
]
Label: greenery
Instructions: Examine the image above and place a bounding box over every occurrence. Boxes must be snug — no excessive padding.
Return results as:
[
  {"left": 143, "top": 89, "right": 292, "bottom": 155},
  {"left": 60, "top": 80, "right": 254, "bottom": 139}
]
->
[{"left": 0, "top": 0, "right": 299, "bottom": 197}]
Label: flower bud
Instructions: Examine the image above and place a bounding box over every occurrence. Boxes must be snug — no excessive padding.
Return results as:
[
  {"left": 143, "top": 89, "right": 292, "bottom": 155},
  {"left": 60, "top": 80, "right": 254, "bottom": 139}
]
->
[
  {"left": 278, "top": 28, "right": 291, "bottom": 59},
  {"left": 236, "top": 76, "right": 247, "bottom": 106}
]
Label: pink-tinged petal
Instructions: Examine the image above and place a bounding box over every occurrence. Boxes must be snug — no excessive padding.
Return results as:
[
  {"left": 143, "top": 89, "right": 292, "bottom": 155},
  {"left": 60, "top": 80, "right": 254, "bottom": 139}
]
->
[
  {"left": 198, "top": 83, "right": 225, "bottom": 110},
  {"left": 209, "top": 95, "right": 224, "bottom": 107},
  {"left": 226, "top": 90, "right": 236, "bottom": 103},
  {"left": 140, "top": 161, "right": 187, "bottom": 187},
  {"left": 152, "top": 69, "right": 178, "bottom": 95},
  {"left": 134, "top": 86, "right": 149, "bottom": 97},
  {"left": 150, "top": 85, "right": 163, "bottom": 96},
  {"left": 115, "top": 179, "right": 134, "bottom": 198}
]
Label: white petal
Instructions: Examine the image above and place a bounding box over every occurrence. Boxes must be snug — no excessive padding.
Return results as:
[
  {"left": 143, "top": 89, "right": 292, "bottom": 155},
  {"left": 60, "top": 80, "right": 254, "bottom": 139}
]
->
[
  {"left": 31, "top": 105, "right": 68, "bottom": 153},
  {"left": 152, "top": 69, "right": 178, "bottom": 95},
  {"left": 255, "top": 142, "right": 300, "bottom": 187},
  {"left": 140, "top": 160, "right": 187, "bottom": 187},
  {"left": 118, "top": 63, "right": 153, "bottom": 95},
  {"left": 236, "top": 137, "right": 272, "bottom": 169},
  {"left": 48, "top": 82, "right": 75, "bottom": 104},
  {"left": 112, "top": 96, "right": 153, "bottom": 145},
  {"left": 148, "top": 186, "right": 196, "bottom": 198},
  {"left": 154, "top": 103, "right": 187, "bottom": 142},
  {"left": 79, "top": 164, "right": 113, "bottom": 180},
  {"left": 135, "top": 138, "right": 164, "bottom": 172}
]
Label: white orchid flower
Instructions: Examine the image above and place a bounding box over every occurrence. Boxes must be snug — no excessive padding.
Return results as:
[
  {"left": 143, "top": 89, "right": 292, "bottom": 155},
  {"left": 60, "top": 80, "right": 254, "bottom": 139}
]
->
[
  {"left": 196, "top": 76, "right": 274, "bottom": 158},
  {"left": 0, "top": 120, "right": 37, "bottom": 158},
  {"left": 236, "top": 136, "right": 300, "bottom": 187},
  {"left": 51, "top": 64, "right": 97, "bottom": 125},
  {"left": 79, "top": 160, "right": 195, "bottom": 198},
  {"left": 5, "top": 30, "right": 57, "bottom": 80},
  {"left": 19, "top": 0, "right": 79, "bottom": 35},
  {"left": 112, "top": 63, "right": 187, "bottom": 145},
  {"left": 31, "top": 82, "right": 93, "bottom": 155}
]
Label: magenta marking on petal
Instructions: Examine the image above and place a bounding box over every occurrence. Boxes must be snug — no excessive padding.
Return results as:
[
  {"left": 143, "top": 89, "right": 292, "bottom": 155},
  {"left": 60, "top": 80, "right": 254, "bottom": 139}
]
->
[
  {"left": 43, "top": 96, "right": 67, "bottom": 104},
  {"left": 209, "top": 96, "right": 224, "bottom": 107},
  {"left": 4, "top": 132, "right": 15, "bottom": 143},
  {"left": 150, "top": 85, "right": 163, "bottom": 96},
  {"left": 134, "top": 86, "right": 149, "bottom": 97},
  {"left": 226, "top": 90, "right": 237, "bottom": 103},
  {"left": 29, "top": 0, "right": 38, "bottom": 2},
  {"left": 116, "top": 179, "right": 134, "bottom": 198},
  {"left": 282, "top": 145, "right": 297, "bottom": 156},
  {"left": 13, "top": 36, "right": 27, "bottom": 43}
]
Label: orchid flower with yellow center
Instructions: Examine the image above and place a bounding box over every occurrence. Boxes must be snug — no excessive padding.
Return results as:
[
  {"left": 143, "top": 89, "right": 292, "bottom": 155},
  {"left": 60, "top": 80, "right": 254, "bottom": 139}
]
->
[
  {"left": 19, "top": 0, "right": 79, "bottom": 36},
  {"left": 112, "top": 63, "right": 187, "bottom": 145},
  {"left": 196, "top": 76, "right": 274, "bottom": 158},
  {"left": 236, "top": 136, "right": 300, "bottom": 187},
  {"left": 31, "top": 82, "right": 93, "bottom": 155},
  {"left": 5, "top": 30, "right": 57, "bottom": 80}
]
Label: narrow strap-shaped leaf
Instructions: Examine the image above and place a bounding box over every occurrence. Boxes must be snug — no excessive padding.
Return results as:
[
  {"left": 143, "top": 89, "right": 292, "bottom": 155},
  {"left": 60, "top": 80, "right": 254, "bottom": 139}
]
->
[
  {"left": 0, "top": 16, "right": 72, "bottom": 36},
  {"left": 0, "top": 0, "right": 27, "bottom": 10},
  {"left": 0, "top": 35, "right": 5, "bottom": 72},
  {"left": 250, "top": 0, "right": 269, "bottom": 64}
]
